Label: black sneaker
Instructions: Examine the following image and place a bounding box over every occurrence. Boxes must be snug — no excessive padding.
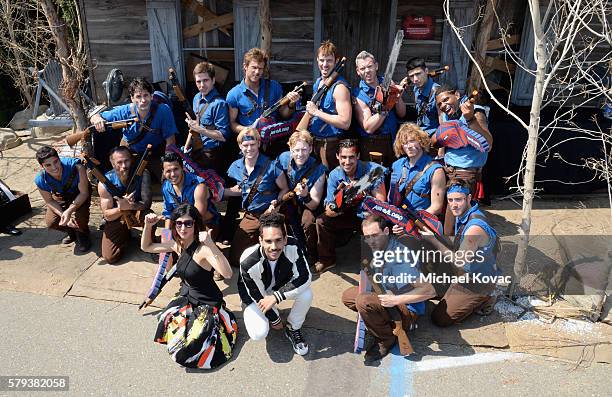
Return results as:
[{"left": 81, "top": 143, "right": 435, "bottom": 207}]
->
[
  {"left": 75, "top": 232, "right": 91, "bottom": 252},
  {"left": 62, "top": 230, "right": 76, "bottom": 244},
  {"left": 285, "top": 326, "right": 309, "bottom": 356}
]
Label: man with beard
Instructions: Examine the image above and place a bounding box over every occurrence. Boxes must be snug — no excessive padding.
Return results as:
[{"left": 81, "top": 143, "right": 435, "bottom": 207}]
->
[
  {"left": 98, "top": 146, "right": 152, "bottom": 263},
  {"left": 238, "top": 212, "right": 312, "bottom": 356},
  {"left": 342, "top": 215, "right": 435, "bottom": 363},
  {"left": 160, "top": 152, "right": 220, "bottom": 237},
  {"left": 226, "top": 48, "right": 300, "bottom": 134},
  {"left": 303, "top": 40, "right": 352, "bottom": 170},
  {"left": 401, "top": 57, "right": 440, "bottom": 136},
  {"left": 276, "top": 130, "right": 327, "bottom": 264},
  {"left": 314, "top": 139, "right": 386, "bottom": 274},
  {"left": 224, "top": 128, "right": 289, "bottom": 267},
  {"left": 353, "top": 51, "right": 406, "bottom": 167},
  {"left": 424, "top": 179, "right": 499, "bottom": 326},
  {"left": 184, "top": 61, "right": 230, "bottom": 175},
  {"left": 91, "top": 78, "right": 177, "bottom": 181},
  {"left": 34, "top": 145, "right": 92, "bottom": 251},
  {"left": 435, "top": 84, "right": 493, "bottom": 234}
]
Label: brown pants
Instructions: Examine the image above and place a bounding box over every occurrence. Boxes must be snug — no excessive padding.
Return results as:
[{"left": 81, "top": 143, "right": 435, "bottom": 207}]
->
[
  {"left": 45, "top": 194, "right": 91, "bottom": 235},
  {"left": 359, "top": 135, "right": 394, "bottom": 167},
  {"left": 101, "top": 211, "right": 148, "bottom": 264},
  {"left": 313, "top": 137, "right": 340, "bottom": 170},
  {"left": 342, "top": 286, "right": 417, "bottom": 348},
  {"left": 191, "top": 146, "right": 225, "bottom": 176},
  {"left": 430, "top": 282, "right": 492, "bottom": 327},
  {"left": 443, "top": 167, "right": 481, "bottom": 236},
  {"left": 315, "top": 211, "right": 361, "bottom": 266},
  {"left": 229, "top": 212, "right": 261, "bottom": 267}
]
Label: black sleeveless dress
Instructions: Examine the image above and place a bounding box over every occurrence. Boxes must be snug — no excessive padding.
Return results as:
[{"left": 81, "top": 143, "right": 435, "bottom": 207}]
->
[{"left": 154, "top": 241, "right": 238, "bottom": 369}]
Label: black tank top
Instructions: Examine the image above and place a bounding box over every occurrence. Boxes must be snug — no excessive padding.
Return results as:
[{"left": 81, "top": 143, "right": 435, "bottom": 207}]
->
[{"left": 176, "top": 240, "right": 223, "bottom": 306}]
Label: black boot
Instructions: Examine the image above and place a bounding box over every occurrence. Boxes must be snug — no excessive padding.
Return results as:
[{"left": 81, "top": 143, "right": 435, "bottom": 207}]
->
[
  {"left": 75, "top": 231, "right": 91, "bottom": 252},
  {"left": 62, "top": 230, "right": 76, "bottom": 244}
]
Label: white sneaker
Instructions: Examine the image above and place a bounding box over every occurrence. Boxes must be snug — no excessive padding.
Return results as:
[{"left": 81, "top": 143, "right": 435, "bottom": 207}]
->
[{"left": 285, "top": 326, "right": 309, "bottom": 356}]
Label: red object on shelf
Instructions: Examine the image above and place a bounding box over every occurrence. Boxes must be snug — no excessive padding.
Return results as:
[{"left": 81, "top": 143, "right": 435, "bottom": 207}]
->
[{"left": 402, "top": 15, "right": 435, "bottom": 40}]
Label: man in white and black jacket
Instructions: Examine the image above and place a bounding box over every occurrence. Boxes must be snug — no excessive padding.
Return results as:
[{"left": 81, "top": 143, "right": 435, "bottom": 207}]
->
[{"left": 238, "top": 212, "right": 313, "bottom": 356}]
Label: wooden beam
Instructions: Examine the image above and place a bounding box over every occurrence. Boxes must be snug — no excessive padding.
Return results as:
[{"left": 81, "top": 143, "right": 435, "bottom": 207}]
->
[
  {"left": 486, "top": 34, "right": 521, "bottom": 50},
  {"left": 485, "top": 77, "right": 509, "bottom": 92},
  {"left": 259, "top": 0, "right": 271, "bottom": 56},
  {"left": 181, "top": 0, "right": 231, "bottom": 36},
  {"left": 468, "top": 0, "right": 498, "bottom": 91},
  {"left": 182, "top": 12, "right": 234, "bottom": 39},
  {"left": 485, "top": 56, "right": 516, "bottom": 73}
]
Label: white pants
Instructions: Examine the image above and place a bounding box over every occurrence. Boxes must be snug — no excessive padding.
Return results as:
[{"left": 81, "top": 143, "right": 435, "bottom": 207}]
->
[{"left": 243, "top": 287, "right": 313, "bottom": 341}]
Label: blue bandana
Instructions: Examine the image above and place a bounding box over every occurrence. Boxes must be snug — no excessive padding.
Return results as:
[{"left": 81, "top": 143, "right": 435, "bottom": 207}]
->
[
  {"left": 241, "top": 135, "right": 256, "bottom": 142},
  {"left": 448, "top": 184, "right": 470, "bottom": 195}
]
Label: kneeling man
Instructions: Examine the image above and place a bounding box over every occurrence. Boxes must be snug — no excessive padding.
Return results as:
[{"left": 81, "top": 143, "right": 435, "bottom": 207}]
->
[{"left": 238, "top": 212, "right": 313, "bottom": 356}]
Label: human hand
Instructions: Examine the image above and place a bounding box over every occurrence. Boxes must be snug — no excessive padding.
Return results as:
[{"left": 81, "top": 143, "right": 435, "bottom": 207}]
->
[
  {"left": 460, "top": 100, "right": 475, "bottom": 122},
  {"left": 185, "top": 112, "right": 199, "bottom": 130},
  {"left": 286, "top": 91, "right": 300, "bottom": 105},
  {"left": 257, "top": 295, "right": 277, "bottom": 313},
  {"left": 91, "top": 114, "right": 106, "bottom": 132},
  {"left": 392, "top": 224, "right": 404, "bottom": 235},
  {"left": 295, "top": 182, "right": 308, "bottom": 198},
  {"left": 115, "top": 196, "right": 132, "bottom": 211},
  {"left": 305, "top": 101, "right": 319, "bottom": 117},
  {"left": 271, "top": 320, "right": 284, "bottom": 330},
  {"left": 378, "top": 294, "right": 401, "bottom": 308},
  {"left": 325, "top": 204, "right": 339, "bottom": 217},
  {"left": 198, "top": 230, "right": 214, "bottom": 245},
  {"left": 144, "top": 213, "right": 163, "bottom": 225},
  {"left": 59, "top": 208, "right": 74, "bottom": 226}
]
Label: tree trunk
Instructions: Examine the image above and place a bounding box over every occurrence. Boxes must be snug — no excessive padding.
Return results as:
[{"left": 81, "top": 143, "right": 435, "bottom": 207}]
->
[
  {"left": 513, "top": 0, "right": 546, "bottom": 286},
  {"left": 39, "top": 0, "right": 88, "bottom": 130},
  {"left": 467, "top": 0, "right": 498, "bottom": 91}
]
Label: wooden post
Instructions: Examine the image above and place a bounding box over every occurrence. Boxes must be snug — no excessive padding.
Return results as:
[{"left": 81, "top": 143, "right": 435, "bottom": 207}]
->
[
  {"left": 259, "top": 0, "right": 271, "bottom": 58},
  {"left": 468, "top": 0, "right": 498, "bottom": 91}
]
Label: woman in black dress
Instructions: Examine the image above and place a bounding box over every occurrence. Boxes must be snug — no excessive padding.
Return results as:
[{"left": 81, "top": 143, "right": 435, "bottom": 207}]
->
[{"left": 141, "top": 203, "right": 237, "bottom": 369}]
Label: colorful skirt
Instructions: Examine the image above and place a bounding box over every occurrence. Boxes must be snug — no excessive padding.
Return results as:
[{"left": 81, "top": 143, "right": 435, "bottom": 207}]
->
[{"left": 154, "top": 296, "right": 238, "bottom": 369}]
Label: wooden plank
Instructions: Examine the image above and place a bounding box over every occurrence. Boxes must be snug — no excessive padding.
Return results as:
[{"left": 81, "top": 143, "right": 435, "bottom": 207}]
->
[
  {"left": 233, "top": 0, "right": 261, "bottom": 80},
  {"left": 147, "top": 0, "right": 185, "bottom": 85},
  {"left": 181, "top": 0, "right": 230, "bottom": 36},
  {"left": 82, "top": 0, "right": 147, "bottom": 20},
  {"left": 485, "top": 56, "right": 516, "bottom": 73},
  {"left": 89, "top": 43, "right": 151, "bottom": 63},
  {"left": 270, "top": 0, "right": 315, "bottom": 18},
  {"left": 388, "top": 0, "right": 398, "bottom": 50},
  {"left": 259, "top": 0, "right": 272, "bottom": 56},
  {"left": 87, "top": 20, "right": 149, "bottom": 41},
  {"left": 89, "top": 39, "right": 150, "bottom": 45},
  {"left": 271, "top": 42, "right": 313, "bottom": 62},
  {"left": 182, "top": 13, "right": 234, "bottom": 39},
  {"left": 269, "top": 62, "right": 313, "bottom": 83},
  {"left": 486, "top": 34, "right": 521, "bottom": 50},
  {"left": 313, "top": 0, "right": 321, "bottom": 81},
  {"left": 468, "top": 0, "right": 498, "bottom": 91},
  {"left": 272, "top": 20, "right": 314, "bottom": 40}
]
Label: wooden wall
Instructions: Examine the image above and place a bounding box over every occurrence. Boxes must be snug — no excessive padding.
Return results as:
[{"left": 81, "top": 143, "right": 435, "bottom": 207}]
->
[{"left": 81, "top": 0, "right": 152, "bottom": 103}]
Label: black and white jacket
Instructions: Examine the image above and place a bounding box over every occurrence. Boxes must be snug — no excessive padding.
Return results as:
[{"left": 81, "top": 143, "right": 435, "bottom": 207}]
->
[{"left": 237, "top": 237, "right": 312, "bottom": 325}]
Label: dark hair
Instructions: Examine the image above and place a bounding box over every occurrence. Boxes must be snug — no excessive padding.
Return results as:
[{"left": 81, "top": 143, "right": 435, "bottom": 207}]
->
[
  {"left": 435, "top": 83, "right": 458, "bottom": 98},
  {"left": 362, "top": 215, "right": 387, "bottom": 232},
  {"left": 447, "top": 177, "right": 470, "bottom": 190},
  {"left": 108, "top": 146, "right": 132, "bottom": 162},
  {"left": 35, "top": 145, "right": 59, "bottom": 165},
  {"left": 406, "top": 57, "right": 427, "bottom": 72},
  {"left": 337, "top": 139, "right": 360, "bottom": 155},
  {"left": 170, "top": 203, "right": 203, "bottom": 245},
  {"left": 161, "top": 152, "right": 183, "bottom": 166},
  {"left": 128, "top": 78, "right": 154, "bottom": 97},
  {"left": 259, "top": 212, "right": 287, "bottom": 237}
]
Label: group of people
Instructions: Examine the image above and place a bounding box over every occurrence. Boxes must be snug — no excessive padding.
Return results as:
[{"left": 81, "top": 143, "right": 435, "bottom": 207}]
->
[{"left": 32, "top": 40, "right": 499, "bottom": 368}]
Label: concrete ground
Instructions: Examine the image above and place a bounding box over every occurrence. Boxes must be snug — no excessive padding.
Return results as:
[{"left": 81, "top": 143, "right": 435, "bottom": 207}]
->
[{"left": 1, "top": 133, "right": 611, "bottom": 396}]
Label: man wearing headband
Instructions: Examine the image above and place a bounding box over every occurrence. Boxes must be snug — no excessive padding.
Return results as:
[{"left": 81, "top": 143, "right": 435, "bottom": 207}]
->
[
  {"left": 424, "top": 179, "right": 500, "bottom": 326},
  {"left": 224, "top": 128, "right": 289, "bottom": 267},
  {"left": 314, "top": 139, "right": 386, "bottom": 274}
]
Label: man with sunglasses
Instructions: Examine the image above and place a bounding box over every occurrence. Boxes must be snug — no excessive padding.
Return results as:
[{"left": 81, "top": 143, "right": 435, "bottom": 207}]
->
[
  {"left": 238, "top": 212, "right": 312, "bottom": 356},
  {"left": 342, "top": 215, "right": 436, "bottom": 363},
  {"left": 314, "top": 139, "right": 386, "bottom": 274},
  {"left": 98, "top": 146, "right": 152, "bottom": 264}
]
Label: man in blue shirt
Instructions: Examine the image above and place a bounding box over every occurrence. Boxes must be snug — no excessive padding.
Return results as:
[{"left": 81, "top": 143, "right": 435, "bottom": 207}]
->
[
  {"left": 342, "top": 215, "right": 436, "bottom": 363},
  {"left": 304, "top": 41, "right": 352, "bottom": 170},
  {"left": 353, "top": 51, "right": 406, "bottom": 167},
  {"left": 400, "top": 58, "right": 440, "bottom": 137},
  {"left": 388, "top": 123, "right": 446, "bottom": 236},
  {"left": 184, "top": 62, "right": 230, "bottom": 175},
  {"left": 225, "top": 128, "right": 289, "bottom": 267},
  {"left": 226, "top": 48, "right": 300, "bottom": 150},
  {"left": 91, "top": 78, "right": 178, "bottom": 182},
  {"left": 98, "top": 146, "right": 152, "bottom": 264},
  {"left": 34, "top": 146, "right": 91, "bottom": 252},
  {"left": 435, "top": 84, "right": 493, "bottom": 235},
  {"left": 161, "top": 152, "right": 220, "bottom": 236},
  {"left": 277, "top": 130, "right": 327, "bottom": 264},
  {"left": 424, "top": 179, "right": 499, "bottom": 327},
  {"left": 314, "top": 139, "right": 386, "bottom": 274}
]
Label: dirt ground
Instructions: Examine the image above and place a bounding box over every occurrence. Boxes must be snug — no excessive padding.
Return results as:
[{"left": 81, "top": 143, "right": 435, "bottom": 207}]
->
[{"left": 1, "top": 132, "right": 611, "bottom": 366}]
